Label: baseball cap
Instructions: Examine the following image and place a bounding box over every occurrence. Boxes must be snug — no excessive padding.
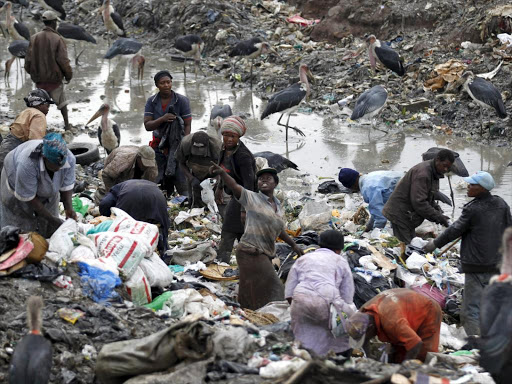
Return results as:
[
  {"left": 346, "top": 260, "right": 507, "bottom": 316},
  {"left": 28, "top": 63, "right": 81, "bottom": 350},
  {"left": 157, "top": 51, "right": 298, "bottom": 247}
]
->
[
  {"left": 463, "top": 171, "right": 495, "bottom": 191},
  {"left": 42, "top": 11, "right": 58, "bottom": 21},
  {"left": 256, "top": 168, "right": 278, "bottom": 178},
  {"left": 137, "top": 145, "right": 156, "bottom": 167}
]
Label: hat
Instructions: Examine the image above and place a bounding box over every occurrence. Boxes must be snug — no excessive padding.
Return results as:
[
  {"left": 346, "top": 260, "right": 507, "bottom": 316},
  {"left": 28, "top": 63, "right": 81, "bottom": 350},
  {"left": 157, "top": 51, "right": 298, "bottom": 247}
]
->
[
  {"left": 256, "top": 167, "right": 279, "bottom": 185},
  {"left": 220, "top": 116, "right": 247, "bottom": 137},
  {"left": 42, "top": 133, "right": 67, "bottom": 166},
  {"left": 338, "top": 168, "right": 360, "bottom": 189},
  {"left": 137, "top": 145, "right": 156, "bottom": 167},
  {"left": 42, "top": 10, "right": 58, "bottom": 21},
  {"left": 318, "top": 230, "right": 344, "bottom": 251},
  {"left": 24, "top": 88, "right": 55, "bottom": 107},
  {"left": 463, "top": 171, "right": 495, "bottom": 191}
]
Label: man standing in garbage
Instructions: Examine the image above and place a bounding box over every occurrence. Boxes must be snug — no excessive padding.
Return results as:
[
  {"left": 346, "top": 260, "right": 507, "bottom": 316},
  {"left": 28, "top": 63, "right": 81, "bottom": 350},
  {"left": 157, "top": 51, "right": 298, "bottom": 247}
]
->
[
  {"left": 346, "top": 288, "right": 442, "bottom": 363},
  {"left": 175, "top": 131, "right": 222, "bottom": 207},
  {"left": 94, "top": 145, "right": 158, "bottom": 203},
  {"left": 338, "top": 168, "right": 404, "bottom": 232},
  {"left": 382, "top": 149, "right": 454, "bottom": 244},
  {"left": 25, "top": 11, "right": 73, "bottom": 131},
  {"left": 285, "top": 230, "right": 355, "bottom": 356},
  {"left": 424, "top": 171, "right": 512, "bottom": 336}
]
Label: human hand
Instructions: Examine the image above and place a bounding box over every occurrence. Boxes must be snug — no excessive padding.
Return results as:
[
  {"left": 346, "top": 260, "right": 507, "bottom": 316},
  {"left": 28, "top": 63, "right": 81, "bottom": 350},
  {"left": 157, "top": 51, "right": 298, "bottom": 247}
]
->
[
  {"left": 209, "top": 162, "right": 225, "bottom": 176},
  {"left": 191, "top": 177, "right": 201, "bottom": 188},
  {"left": 439, "top": 215, "right": 450, "bottom": 227},
  {"left": 292, "top": 244, "right": 304, "bottom": 256},
  {"left": 162, "top": 113, "right": 176, "bottom": 123},
  {"left": 65, "top": 209, "right": 78, "bottom": 221},
  {"left": 423, "top": 239, "right": 437, "bottom": 253}
]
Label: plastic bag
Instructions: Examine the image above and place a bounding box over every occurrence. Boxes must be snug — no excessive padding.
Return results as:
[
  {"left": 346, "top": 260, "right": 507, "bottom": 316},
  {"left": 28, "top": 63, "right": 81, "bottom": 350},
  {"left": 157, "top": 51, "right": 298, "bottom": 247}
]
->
[
  {"left": 72, "top": 196, "right": 89, "bottom": 217},
  {"left": 125, "top": 266, "right": 152, "bottom": 306},
  {"left": 10, "top": 262, "right": 63, "bottom": 281},
  {"left": 48, "top": 219, "right": 79, "bottom": 261},
  {"left": 109, "top": 208, "right": 160, "bottom": 251},
  {"left": 406, "top": 252, "right": 430, "bottom": 272},
  {"left": 329, "top": 303, "right": 348, "bottom": 337},
  {"left": 77, "top": 262, "right": 121, "bottom": 305},
  {"left": 86, "top": 220, "right": 113, "bottom": 235},
  {"left": 89, "top": 231, "right": 151, "bottom": 280},
  {"left": 139, "top": 253, "right": 173, "bottom": 288},
  {"left": 144, "top": 291, "right": 173, "bottom": 311},
  {"left": 298, "top": 201, "right": 332, "bottom": 232},
  {"left": 0, "top": 226, "right": 20, "bottom": 254},
  {"left": 200, "top": 178, "right": 218, "bottom": 214}
]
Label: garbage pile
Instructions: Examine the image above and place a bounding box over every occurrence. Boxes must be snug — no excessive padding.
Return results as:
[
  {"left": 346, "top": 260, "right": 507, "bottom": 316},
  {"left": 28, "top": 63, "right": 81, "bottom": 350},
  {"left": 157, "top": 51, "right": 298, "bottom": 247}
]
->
[{"left": 0, "top": 169, "right": 497, "bottom": 383}]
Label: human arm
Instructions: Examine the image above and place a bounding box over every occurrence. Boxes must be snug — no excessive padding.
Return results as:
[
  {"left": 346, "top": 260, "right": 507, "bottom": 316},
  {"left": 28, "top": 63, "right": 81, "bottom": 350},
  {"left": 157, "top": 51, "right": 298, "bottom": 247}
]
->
[
  {"left": 183, "top": 118, "right": 191, "bottom": 136},
  {"left": 403, "top": 341, "right": 423, "bottom": 361},
  {"left": 284, "top": 262, "right": 300, "bottom": 304},
  {"left": 209, "top": 162, "right": 243, "bottom": 199},
  {"left": 60, "top": 190, "right": 77, "bottom": 220},
  {"left": 56, "top": 39, "right": 72, "bottom": 82},
  {"left": 433, "top": 207, "right": 472, "bottom": 248},
  {"left": 279, "top": 230, "right": 303, "bottom": 256},
  {"left": 410, "top": 175, "right": 448, "bottom": 225},
  {"left": 99, "top": 183, "right": 121, "bottom": 216},
  {"left": 144, "top": 114, "right": 178, "bottom": 131},
  {"left": 28, "top": 197, "right": 63, "bottom": 227},
  {"left": 336, "top": 260, "right": 356, "bottom": 314}
]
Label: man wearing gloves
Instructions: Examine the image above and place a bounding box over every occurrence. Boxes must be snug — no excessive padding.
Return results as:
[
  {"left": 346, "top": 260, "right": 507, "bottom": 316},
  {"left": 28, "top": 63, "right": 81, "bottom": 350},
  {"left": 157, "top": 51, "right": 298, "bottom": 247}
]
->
[
  {"left": 338, "top": 168, "right": 403, "bottom": 231},
  {"left": 424, "top": 171, "right": 512, "bottom": 336}
]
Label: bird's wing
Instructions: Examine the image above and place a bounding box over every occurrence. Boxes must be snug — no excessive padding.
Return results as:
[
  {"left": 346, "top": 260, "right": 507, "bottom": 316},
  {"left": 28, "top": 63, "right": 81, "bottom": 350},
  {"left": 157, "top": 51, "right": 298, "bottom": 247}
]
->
[
  {"left": 98, "top": 125, "right": 103, "bottom": 147},
  {"left": 229, "top": 37, "right": 261, "bottom": 57},
  {"left": 15, "top": 22, "right": 31, "bottom": 41},
  {"left": 59, "top": 24, "right": 96, "bottom": 44},
  {"left": 210, "top": 105, "right": 233, "bottom": 120},
  {"left": 111, "top": 12, "right": 125, "bottom": 33},
  {"left": 451, "top": 157, "right": 469, "bottom": 177},
  {"left": 47, "top": 0, "right": 66, "bottom": 19},
  {"left": 469, "top": 78, "right": 507, "bottom": 118},
  {"left": 351, "top": 86, "right": 387, "bottom": 120},
  {"left": 260, "top": 83, "right": 306, "bottom": 120},
  {"left": 8, "top": 40, "right": 29, "bottom": 57},
  {"left": 434, "top": 191, "right": 452, "bottom": 206},
  {"left": 374, "top": 45, "right": 405, "bottom": 76},
  {"left": 253, "top": 151, "right": 299, "bottom": 172},
  {"left": 479, "top": 282, "right": 512, "bottom": 375},
  {"left": 174, "top": 37, "right": 191, "bottom": 52}
]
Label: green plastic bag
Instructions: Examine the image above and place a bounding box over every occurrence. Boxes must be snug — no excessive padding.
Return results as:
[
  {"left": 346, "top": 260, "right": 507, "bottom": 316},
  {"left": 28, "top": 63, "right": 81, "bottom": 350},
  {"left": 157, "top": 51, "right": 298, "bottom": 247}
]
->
[
  {"left": 86, "top": 220, "right": 113, "bottom": 235},
  {"left": 72, "top": 196, "right": 89, "bottom": 216},
  {"left": 144, "top": 291, "right": 173, "bottom": 311}
]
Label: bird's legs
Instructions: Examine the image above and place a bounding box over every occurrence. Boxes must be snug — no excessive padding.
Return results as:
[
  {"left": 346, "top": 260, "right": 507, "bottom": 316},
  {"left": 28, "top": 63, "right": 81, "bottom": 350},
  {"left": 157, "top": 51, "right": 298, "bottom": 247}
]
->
[
  {"left": 479, "top": 106, "right": 484, "bottom": 136},
  {"left": 277, "top": 113, "right": 305, "bottom": 141},
  {"left": 448, "top": 175, "right": 455, "bottom": 213},
  {"left": 4, "top": 57, "right": 15, "bottom": 80},
  {"left": 183, "top": 61, "right": 187, "bottom": 80},
  {"left": 250, "top": 59, "right": 254, "bottom": 89}
]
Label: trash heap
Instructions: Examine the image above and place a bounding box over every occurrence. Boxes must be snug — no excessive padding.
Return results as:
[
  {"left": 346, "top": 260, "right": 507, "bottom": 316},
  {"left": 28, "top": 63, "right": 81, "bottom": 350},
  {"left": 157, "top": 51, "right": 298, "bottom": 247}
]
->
[{"left": 0, "top": 168, "right": 497, "bottom": 383}]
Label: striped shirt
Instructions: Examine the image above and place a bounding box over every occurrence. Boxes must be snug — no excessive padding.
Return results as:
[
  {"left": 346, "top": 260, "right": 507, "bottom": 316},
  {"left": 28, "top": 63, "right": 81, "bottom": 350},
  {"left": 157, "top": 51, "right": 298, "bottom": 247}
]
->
[{"left": 237, "top": 189, "right": 285, "bottom": 256}]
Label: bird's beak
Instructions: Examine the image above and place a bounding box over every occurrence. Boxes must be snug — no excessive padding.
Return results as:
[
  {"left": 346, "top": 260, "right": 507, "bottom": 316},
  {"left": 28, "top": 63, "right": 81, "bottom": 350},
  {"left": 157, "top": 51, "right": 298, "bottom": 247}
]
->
[
  {"left": 307, "top": 69, "right": 315, "bottom": 84},
  {"left": 270, "top": 48, "right": 282, "bottom": 60},
  {"left": 86, "top": 109, "right": 103, "bottom": 126}
]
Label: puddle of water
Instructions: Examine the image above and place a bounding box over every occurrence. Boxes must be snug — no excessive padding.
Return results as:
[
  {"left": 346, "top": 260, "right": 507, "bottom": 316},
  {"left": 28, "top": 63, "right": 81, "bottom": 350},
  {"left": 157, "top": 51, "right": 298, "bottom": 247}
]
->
[{"left": 1, "top": 40, "right": 511, "bottom": 216}]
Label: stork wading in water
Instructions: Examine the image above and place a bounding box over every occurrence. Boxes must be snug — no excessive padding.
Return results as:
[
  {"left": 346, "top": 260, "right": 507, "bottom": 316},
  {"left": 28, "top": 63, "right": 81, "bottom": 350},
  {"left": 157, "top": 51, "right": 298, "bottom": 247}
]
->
[
  {"left": 460, "top": 71, "right": 507, "bottom": 136},
  {"left": 422, "top": 147, "right": 469, "bottom": 208},
  {"left": 1, "top": 2, "right": 30, "bottom": 41},
  {"left": 5, "top": 39, "right": 28, "bottom": 79},
  {"left": 57, "top": 22, "right": 96, "bottom": 65},
  {"left": 104, "top": 37, "right": 144, "bottom": 82},
  {"left": 260, "top": 64, "right": 314, "bottom": 141},
  {"left": 174, "top": 34, "right": 205, "bottom": 78},
  {"left": 229, "top": 37, "right": 279, "bottom": 88},
  {"left": 86, "top": 104, "right": 120, "bottom": 155},
  {"left": 351, "top": 85, "right": 388, "bottom": 131},
  {"left": 209, "top": 104, "right": 232, "bottom": 136},
  {"left": 37, "top": 0, "right": 66, "bottom": 20},
  {"left": 99, "top": 0, "right": 125, "bottom": 45}
]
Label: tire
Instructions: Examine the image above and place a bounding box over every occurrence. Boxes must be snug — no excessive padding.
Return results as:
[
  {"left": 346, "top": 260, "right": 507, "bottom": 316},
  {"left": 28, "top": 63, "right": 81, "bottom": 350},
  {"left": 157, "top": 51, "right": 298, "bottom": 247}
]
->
[{"left": 68, "top": 142, "right": 100, "bottom": 165}]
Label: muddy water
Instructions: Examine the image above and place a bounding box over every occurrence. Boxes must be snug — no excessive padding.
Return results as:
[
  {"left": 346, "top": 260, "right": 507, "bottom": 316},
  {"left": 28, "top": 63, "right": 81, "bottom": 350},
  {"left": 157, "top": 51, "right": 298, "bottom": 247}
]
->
[{"left": 1, "top": 41, "right": 511, "bottom": 216}]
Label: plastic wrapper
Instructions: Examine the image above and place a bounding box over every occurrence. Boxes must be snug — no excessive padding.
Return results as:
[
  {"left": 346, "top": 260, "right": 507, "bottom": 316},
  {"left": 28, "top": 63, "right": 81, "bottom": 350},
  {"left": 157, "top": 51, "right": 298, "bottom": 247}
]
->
[
  {"left": 53, "top": 275, "right": 73, "bottom": 289},
  {"left": 77, "top": 262, "right": 122, "bottom": 305},
  {"left": 125, "top": 266, "right": 152, "bottom": 306},
  {"left": 57, "top": 308, "right": 85, "bottom": 324}
]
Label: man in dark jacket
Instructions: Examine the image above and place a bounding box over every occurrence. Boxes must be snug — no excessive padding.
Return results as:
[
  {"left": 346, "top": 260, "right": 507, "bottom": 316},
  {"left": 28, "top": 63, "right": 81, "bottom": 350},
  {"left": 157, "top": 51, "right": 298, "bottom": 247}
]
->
[
  {"left": 382, "top": 149, "right": 454, "bottom": 244},
  {"left": 25, "top": 11, "right": 72, "bottom": 131},
  {"left": 424, "top": 171, "right": 512, "bottom": 336}
]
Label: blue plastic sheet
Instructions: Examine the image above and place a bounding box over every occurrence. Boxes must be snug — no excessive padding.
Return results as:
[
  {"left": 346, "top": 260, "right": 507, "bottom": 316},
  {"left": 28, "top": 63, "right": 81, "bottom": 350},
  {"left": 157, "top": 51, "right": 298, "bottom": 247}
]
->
[{"left": 77, "top": 262, "right": 122, "bottom": 305}]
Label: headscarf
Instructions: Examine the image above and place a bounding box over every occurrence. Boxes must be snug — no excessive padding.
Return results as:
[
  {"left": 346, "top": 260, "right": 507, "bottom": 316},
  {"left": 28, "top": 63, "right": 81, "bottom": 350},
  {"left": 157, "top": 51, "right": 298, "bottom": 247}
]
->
[
  {"left": 42, "top": 133, "right": 67, "bottom": 166},
  {"left": 345, "top": 311, "right": 371, "bottom": 340},
  {"left": 338, "top": 168, "right": 359, "bottom": 189},
  {"left": 220, "top": 115, "right": 247, "bottom": 137},
  {"left": 154, "top": 70, "right": 173, "bottom": 85},
  {"left": 24, "top": 89, "right": 55, "bottom": 108}
]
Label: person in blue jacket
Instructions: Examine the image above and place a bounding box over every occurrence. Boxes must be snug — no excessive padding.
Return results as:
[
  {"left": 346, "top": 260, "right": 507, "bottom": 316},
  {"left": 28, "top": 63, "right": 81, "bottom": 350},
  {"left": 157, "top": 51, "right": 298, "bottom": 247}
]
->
[{"left": 339, "top": 168, "right": 403, "bottom": 231}]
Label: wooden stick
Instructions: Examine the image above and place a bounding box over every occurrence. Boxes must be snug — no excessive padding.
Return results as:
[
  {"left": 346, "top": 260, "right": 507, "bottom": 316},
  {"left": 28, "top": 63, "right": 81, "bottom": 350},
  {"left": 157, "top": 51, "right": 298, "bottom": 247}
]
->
[{"left": 437, "top": 237, "right": 461, "bottom": 258}]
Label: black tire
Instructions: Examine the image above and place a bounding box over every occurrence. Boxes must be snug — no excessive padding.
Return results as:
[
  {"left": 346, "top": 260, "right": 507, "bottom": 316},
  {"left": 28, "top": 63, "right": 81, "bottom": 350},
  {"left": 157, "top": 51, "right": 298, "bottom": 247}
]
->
[{"left": 68, "top": 142, "right": 100, "bottom": 165}]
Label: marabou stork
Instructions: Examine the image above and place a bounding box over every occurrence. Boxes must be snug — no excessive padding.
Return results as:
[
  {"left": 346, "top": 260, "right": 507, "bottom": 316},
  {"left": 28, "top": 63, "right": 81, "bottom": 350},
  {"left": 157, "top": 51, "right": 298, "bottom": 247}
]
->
[
  {"left": 57, "top": 22, "right": 96, "bottom": 65},
  {"left": 479, "top": 228, "right": 512, "bottom": 384},
  {"left": 131, "top": 54, "right": 144, "bottom": 81},
  {"left": 174, "top": 34, "right": 204, "bottom": 77},
  {"left": 37, "top": 0, "right": 65, "bottom": 20},
  {"left": 104, "top": 37, "right": 144, "bottom": 81},
  {"left": 99, "top": 0, "right": 125, "bottom": 44},
  {"left": 8, "top": 296, "right": 52, "bottom": 384},
  {"left": 422, "top": 147, "right": 469, "bottom": 208},
  {"left": 461, "top": 71, "right": 507, "bottom": 136},
  {"left": 253, "top": 151, "right": 299, "bottom": 173},
  {"left": 86, "top": 103, "right": 120, "bottom": 155},
  {"left": 350, "top": 85, "right": 388, "bottom": 130},
  {"left": 367, "top": 34, "right": 405, "bottom": 79},
  {"left": 5, "top": 39, "right": 28, "bottom": 79},
  {"left": 1, "top": 2, "right": 30, "bottom": 40},
  {"left": 229, "top": 37, "right": 279, "bottom": 87},
  {"left": 209, "top": 104, "right": 232, "bottom": 135},
  {"left": 260, "top": 64, "right": 314, "bottom": 141}
]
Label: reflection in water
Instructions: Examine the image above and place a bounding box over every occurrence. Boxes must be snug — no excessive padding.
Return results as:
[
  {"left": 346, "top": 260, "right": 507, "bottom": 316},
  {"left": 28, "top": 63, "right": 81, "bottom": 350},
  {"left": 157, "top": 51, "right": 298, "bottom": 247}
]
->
[{"left": 1, "top": 41, "right": 511, "bottom": 214}]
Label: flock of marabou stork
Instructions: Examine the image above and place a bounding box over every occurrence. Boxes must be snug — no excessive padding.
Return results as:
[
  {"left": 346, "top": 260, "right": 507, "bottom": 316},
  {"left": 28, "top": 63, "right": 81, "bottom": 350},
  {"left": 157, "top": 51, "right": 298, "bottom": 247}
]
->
[{"left": 0, "top": 0, "right": 509, "bottom": 152}]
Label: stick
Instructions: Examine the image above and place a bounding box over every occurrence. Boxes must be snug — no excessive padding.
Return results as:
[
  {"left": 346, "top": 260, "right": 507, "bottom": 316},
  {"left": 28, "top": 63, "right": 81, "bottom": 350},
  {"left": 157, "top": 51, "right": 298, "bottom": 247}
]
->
[{"left": 437, "top": 237, "right": 461, "bottom": 258}]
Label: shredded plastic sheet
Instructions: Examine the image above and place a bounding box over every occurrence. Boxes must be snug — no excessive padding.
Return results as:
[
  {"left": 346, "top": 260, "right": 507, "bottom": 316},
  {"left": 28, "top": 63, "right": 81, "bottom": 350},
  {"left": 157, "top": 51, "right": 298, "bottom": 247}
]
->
[{"left": 77, "top": 262, "right": 122, "bottom": 305}]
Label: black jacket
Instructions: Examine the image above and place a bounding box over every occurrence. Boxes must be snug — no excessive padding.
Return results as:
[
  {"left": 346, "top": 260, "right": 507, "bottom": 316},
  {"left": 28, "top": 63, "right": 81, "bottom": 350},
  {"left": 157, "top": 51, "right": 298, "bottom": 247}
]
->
[{"left": 434, "top": 192, "right": 512, "bottom": 273}]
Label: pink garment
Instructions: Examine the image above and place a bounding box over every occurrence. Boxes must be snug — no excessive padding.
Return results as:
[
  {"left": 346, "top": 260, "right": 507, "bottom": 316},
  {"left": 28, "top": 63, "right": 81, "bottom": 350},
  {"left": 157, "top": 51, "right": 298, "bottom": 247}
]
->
[{"left": 285, "top": 248, "right": 355, "bottom": 355}]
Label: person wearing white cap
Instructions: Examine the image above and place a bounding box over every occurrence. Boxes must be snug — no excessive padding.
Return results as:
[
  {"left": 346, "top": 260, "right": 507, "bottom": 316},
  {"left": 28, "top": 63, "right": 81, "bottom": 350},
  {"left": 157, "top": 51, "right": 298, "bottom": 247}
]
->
[
  {"left": 25, "top": 10, "right": 72, "bottom": 130},
  {"left": 424, "top": 171, "right": 512, "bottom": 336}
]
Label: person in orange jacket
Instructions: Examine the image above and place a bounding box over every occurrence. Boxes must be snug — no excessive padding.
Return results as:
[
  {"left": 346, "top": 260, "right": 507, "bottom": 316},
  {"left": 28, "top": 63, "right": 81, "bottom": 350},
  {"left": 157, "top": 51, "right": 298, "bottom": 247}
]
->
[{"left": 345, "top": 288, "right": 442, "bottom": 363}]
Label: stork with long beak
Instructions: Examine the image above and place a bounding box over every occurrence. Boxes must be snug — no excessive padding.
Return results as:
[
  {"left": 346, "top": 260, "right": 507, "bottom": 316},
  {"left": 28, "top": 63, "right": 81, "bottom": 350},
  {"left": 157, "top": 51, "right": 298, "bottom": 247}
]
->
[
  {"left": 260, "top": 64, "right": 314, "bottom": 141},
  {"left": 86, "top": 104, "right": 120, "bottom": 155},
  {"left": 174, "top": 34, "right": 205, "bottom": 78},
  {"left": 229, "top": 37, "right": 280, "bottom": 88},
  {"left": 366, "top": 34, "right": 405, "bottom": 79},
  {"left": 2, "top": 2, "right": 30, "bottom": 41},
  {"left": 98, "top": 0, "right": 125, "bottom": 45}
]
